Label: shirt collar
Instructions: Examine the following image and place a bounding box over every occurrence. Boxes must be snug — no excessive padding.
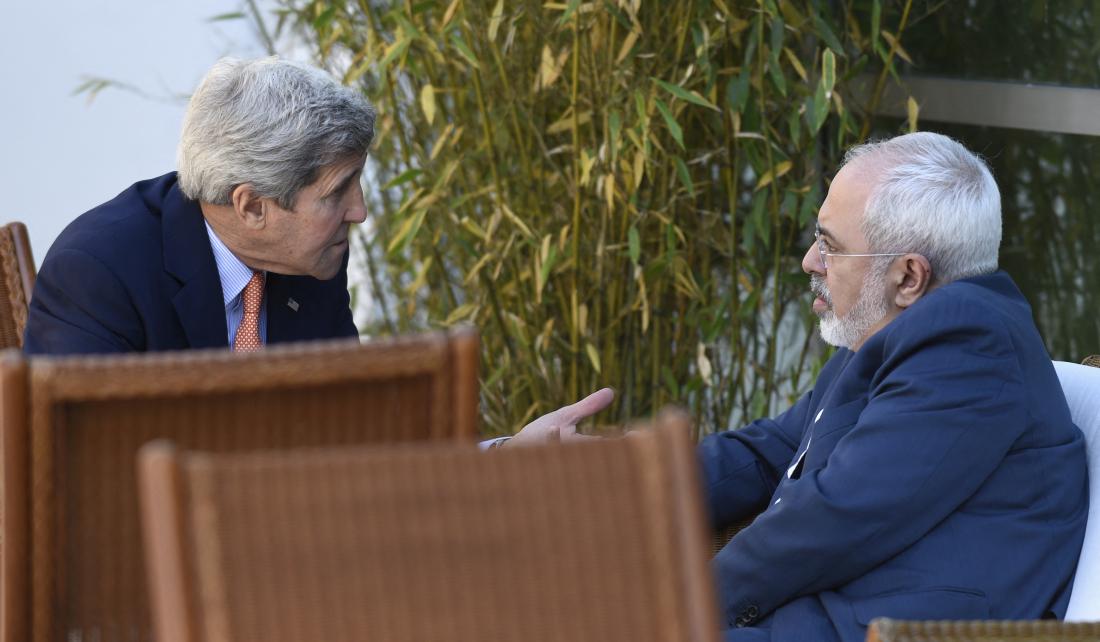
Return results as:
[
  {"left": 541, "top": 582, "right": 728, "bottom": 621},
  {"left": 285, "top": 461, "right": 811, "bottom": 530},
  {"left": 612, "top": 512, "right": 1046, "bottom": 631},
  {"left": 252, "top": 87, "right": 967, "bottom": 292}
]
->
[{"left": 204, "top": 221, "right": 261, "bottom": 308}]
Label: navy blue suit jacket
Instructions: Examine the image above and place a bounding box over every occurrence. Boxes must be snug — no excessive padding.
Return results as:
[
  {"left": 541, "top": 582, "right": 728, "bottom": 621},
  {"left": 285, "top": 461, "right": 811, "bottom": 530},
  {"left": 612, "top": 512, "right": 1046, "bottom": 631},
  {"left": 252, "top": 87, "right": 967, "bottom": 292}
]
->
[
  {"left": 25, "top": 173, "right": 358, "bottom": 354},
  {"left": 701, "top": 272, "right": 1088, "bottom": 642}
]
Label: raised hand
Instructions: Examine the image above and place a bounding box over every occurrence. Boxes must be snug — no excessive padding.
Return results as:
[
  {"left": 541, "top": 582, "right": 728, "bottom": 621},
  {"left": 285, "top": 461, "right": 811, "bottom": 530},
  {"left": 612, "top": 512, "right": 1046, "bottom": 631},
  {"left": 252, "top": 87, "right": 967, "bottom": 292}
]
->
[{"left": 507, "top": 388, "right": 616, "bottom": 447}]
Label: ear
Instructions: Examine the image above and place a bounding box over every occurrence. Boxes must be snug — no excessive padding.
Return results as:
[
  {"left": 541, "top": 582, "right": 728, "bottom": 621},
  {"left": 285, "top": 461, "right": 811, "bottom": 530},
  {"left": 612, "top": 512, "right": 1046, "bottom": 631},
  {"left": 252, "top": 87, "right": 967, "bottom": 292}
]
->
[
  {"left": 892, "top": 253, "right": 934, "bottom": 309},
  {"left": 229, "top": 183, "right": 269, "bottom": 230}
]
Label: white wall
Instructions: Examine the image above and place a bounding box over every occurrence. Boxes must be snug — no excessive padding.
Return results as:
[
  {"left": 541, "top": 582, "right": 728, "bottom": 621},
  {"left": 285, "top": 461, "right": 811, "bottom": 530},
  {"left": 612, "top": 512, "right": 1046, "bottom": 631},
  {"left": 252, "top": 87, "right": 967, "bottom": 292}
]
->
[{"left": 0, "top": 0, "right": 271, "bottom": 262}]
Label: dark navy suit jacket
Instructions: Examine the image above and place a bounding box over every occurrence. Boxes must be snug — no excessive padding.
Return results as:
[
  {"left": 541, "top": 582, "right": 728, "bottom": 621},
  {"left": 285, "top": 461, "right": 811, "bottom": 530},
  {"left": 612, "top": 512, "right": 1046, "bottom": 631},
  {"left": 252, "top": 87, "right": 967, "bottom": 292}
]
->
[
  {"left": 24, "top": 172, "right": 358, "bottom": 354},
  {"left": 701, "top": 272, "right": 1088, "bottom": 642}
]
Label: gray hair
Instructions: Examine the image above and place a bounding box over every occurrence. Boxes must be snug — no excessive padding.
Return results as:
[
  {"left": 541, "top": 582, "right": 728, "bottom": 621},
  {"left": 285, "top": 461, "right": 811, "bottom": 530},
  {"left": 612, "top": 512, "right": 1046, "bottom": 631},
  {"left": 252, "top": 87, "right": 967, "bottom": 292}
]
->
[
  {"left": 177, "top": 57, "right": 376, "bottom": 209},
  {"left": 843, "top": 131, "right": 1002, "bottom": 284}
]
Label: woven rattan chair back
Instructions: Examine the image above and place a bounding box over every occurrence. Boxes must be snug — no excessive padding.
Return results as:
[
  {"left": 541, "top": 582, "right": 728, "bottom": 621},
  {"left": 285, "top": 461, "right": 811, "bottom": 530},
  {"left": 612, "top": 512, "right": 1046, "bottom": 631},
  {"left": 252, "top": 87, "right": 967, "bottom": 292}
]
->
[
  {"left": 139, "top": 413, "right": 720, "bottom": 642},
  {"left": 2, "top": 329, "right": 478, "bottom": 642},
  {"left": 867, "top": 618, "right": 1100, "bottom": 641},
  {"left": 0, "top": 222, "right": 35, "bottom": 348}
]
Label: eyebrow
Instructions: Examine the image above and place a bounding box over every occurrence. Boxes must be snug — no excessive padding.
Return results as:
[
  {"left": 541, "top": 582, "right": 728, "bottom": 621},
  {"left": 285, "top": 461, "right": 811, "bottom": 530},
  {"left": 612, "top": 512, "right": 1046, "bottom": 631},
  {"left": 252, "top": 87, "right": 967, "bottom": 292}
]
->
[{"left": 815, "top": 222, "right": 836, "bottom": 241}]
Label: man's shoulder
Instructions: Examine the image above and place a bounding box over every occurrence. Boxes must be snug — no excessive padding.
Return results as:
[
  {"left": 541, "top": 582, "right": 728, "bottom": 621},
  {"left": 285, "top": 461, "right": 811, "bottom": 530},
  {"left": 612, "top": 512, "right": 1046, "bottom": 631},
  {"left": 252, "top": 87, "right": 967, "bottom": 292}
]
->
[
  {"left": 45, "top": 172, "right": 180, "bottom": 267},
  {"left": 883, "top": 271, "right": 1033, "bottom": 345}
]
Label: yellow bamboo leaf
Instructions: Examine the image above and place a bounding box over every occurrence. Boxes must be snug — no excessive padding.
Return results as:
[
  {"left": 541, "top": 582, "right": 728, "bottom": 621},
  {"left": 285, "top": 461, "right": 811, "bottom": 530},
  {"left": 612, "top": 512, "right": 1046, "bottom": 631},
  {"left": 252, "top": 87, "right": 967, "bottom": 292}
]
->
[
  {"left": 755, "top": 160, "right": 793, "bottom": 191},
  {"left": 604, "top": 172, "right": 615, "bottom": 212},
  {"left": 441, "top": 0, "right": 462, "bottom": 30},
  {"left": 832, "top": 90, "right": 845, "bottom": 116},
  {"left": 443, "top": 303, "right": 478, "bottom": 326},
  {"left": 406, "top": 257, "right": 434, "bottom": 293},
  {"left": 419, "top": 84, "right": 436, "bottom": 125},
  {"left": 580, "top": 149, "right": 597, "bottom": 186},
  {"left": 632, "top": 148, "right": 645, "bottom": 188},
  {"left": 460, "top": 217, "right": 488, "bottom": 241},
  {"left": 430, "top": 123, "right": 455, "bottom": 161},
  {"left": 535, "top": 45, "right": 570, "bottom": 91},
  {"left": 578, "top": 303, "right": 588, "bottom": 335},
  {"left": 488, "top": 0, "right": 504, "bottom": 41},
  {"left": 881, "top": 31, "right": 914, "bottom": 64},
  {"left": 783, "top": 47, "right": 808, "bottom": 82},
  {"left": 634, "top": 264, "right": 649, "bottom": 333},
  {"left": 615, "top": 28, "right": 640, "bottom": 64},
  {"left": 907, "top": 96, "right": 920, "bottom": 132},
  {"left": 500, "top": 204, "right": 534, "bottom": 238},
  {"left": 585, "top": 342, "right": 601, "bottom": 374},
  {"left": 535, "top": 318, "right": 555, "bottom": 352},
  {"left": 546, "top": 109, "right": 591, "bottom": 135},
  {"left": 464, "top": 251, "right": 494, "bottom": 285}
]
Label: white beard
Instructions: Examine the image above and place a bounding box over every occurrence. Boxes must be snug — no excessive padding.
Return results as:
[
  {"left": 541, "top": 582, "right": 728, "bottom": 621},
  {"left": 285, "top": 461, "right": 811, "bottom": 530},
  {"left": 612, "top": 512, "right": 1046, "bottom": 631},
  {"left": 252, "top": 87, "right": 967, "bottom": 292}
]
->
[{"left": 810, "top": 264, "right": 891, "bottom": 349}]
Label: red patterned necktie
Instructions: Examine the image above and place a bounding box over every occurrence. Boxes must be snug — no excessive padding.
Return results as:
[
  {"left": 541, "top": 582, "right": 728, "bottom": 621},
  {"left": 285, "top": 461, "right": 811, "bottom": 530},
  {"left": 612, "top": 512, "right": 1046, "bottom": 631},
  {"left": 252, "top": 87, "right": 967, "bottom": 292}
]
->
[{"left": 233, "top": 271, "right": 265, "bottom": 352}]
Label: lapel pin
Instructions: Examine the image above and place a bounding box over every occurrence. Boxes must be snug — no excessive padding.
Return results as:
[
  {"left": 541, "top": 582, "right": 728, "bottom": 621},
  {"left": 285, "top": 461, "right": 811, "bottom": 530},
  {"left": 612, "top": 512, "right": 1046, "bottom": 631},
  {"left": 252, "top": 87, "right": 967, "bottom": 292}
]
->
[{"left": 287, "top": 297, "right": 300, "bottom": 312}]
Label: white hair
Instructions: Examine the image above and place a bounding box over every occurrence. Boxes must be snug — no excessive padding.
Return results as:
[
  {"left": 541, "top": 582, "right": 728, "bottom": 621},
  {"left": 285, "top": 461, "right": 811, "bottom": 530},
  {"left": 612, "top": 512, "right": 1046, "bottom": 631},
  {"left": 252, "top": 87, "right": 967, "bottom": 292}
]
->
[
  {"left": 843, "top": 131, "right": 1002, "bottom": 284},
  {"left": 177, "top": 57, "right": 376, "bottom": 209}
]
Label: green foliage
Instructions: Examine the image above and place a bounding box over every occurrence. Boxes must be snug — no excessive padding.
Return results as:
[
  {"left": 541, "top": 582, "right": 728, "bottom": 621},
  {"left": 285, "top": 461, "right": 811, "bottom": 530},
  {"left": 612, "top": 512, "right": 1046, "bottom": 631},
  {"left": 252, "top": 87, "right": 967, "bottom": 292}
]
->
[{"left": 269, "top": 0, "right": 919, "bottom": 435}]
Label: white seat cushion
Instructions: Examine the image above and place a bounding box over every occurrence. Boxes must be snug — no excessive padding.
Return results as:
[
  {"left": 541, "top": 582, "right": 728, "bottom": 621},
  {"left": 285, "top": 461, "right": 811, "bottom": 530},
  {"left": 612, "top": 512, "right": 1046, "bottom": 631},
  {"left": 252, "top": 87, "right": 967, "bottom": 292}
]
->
[{"left": 1055, "top": 360, "right": 1100, "bottom": 620}]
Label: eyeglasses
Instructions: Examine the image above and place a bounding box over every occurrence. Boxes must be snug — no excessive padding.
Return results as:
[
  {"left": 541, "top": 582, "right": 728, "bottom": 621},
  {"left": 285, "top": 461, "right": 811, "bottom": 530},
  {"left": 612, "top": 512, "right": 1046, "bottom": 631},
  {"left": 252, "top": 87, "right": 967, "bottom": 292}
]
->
[{"left": 815, "top": 224, "right": 904, "bottom": 271}]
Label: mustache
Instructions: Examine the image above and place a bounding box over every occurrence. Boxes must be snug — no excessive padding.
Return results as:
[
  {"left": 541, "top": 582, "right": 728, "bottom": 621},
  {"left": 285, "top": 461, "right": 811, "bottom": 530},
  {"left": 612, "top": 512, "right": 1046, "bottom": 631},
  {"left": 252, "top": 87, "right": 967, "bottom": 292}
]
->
[{"left": 810, "top": 274, "right": 832, "bottom": 306}]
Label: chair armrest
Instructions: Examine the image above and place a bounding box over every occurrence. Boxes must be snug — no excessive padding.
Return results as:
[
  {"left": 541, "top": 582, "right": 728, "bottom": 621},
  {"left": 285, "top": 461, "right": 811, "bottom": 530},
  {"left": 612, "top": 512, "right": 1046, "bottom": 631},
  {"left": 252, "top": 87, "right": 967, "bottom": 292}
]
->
[{"left": 867, "top": 618, "right": 1100, "bottom": 641}]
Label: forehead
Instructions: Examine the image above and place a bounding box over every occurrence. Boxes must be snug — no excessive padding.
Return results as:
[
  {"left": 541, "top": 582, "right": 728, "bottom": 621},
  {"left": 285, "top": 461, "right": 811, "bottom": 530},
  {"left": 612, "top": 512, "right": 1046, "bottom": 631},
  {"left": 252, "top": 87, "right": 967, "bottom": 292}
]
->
[{"left": 817, "top": 162, "right": 875, "bottom": 243}]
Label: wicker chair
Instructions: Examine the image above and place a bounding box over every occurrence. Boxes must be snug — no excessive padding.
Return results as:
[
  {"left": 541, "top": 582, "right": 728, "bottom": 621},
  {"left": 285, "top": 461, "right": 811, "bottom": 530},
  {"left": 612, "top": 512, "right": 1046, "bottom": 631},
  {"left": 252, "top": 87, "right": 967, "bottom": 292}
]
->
[
  {"left": 138, "top": 412, "right": 720, "bottom": 642},
  {"left": 0, "top": 222, "right": 35, "bottom": 349},
  {"left": 866, "top": 356, "right": 1100, "bottom": 641},
  {"left": 0, "top": 329, "right": 478, "bottom": 642},
  {"left": 866, "top": 619, "right": 1100, "bottom": 641}
]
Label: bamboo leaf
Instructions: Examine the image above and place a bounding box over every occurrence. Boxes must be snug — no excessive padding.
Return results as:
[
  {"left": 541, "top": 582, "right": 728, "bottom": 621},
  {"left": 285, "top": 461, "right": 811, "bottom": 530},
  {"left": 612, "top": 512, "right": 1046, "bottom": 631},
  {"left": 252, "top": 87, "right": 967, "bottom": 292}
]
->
[
  {"left": 628, "top": 226, "right": 640, "bottom": 264},
  {"left": 207, "top": 11, "right": 246, "bottom": 22},
  {"left": 871, "top": 0, "right": 881, "bottom": 51},
  {"left": 907, "top": 96, "right": 920, "bottom": 132},
  {"left": 783, "top": 47, "right": 808, "bottom": 82},
  {"left": 585, "top": 342, "right": 601, "bottom": 374},
  {"left": 500, "top": 204, "right": 535, "bottom": 239},
  {"left": 673, "top": 155, "right": 694, "bottom": 195},
  {"left": 488, "top": 0, "right": 505, "bottom": 41},
  {"left": 812, "top": 11, "right": 844, "bottom": 55},
  {"left": 420, "top": 84, "right": 437, "bottom": 124},
  {"left": 616, "top": 28, "right": 641, "bottom": 63},
  {"left": 880, "top": 30, "right": 913, "bottom": 64},
  {"left": 769, "top": 15, "right": 784, "bottom": 63},
  {"left": 654, "top": 98, "right": 684, "bottom": 149},
  {"left": 755, "top": 160, "right": 792, "bottom": 191},
  {"left": 387, "top": 207, "right": 428, "bottom": 255},
  {"left": 450, "top": 31, "right": 480, "bottom": 68},
  {"left": 768, "top": 63, "right": 787, "bottom": 96},
  {"left": 558, "top": 0, "right": 582, "bottom": 26},
  {"left": 443, "top": 303, "right": 479, "bottom": 326},
  {"left": 383, "top": 168, "right": 423, "bottom": 190},
  {"left": 726, "top": 68, "right": 750, "bottom": 114},
  {"left": 609, "top": 110, "right": 622, "bottom": 161},
  {"left": 822, "top": 48, "right": 836, "bottom": 99},
  {"left": 440, "top": 0, "right": 462, "bottom": 30},
  {"left": 379, "top": 36, "right": 411, "bottom": 72},
  {"left": 653, "top": 78, "right": 719, "bottom": 111}
]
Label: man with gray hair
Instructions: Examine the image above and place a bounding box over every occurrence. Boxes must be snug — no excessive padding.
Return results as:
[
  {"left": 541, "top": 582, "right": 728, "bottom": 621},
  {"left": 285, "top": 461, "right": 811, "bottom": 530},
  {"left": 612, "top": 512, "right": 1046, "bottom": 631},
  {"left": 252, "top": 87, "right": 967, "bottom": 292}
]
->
[
  {"left": 514, "top": 132, "right": 1087, "bottom": 641},
  {"left": 25, "top": 57, "right": 376, "bottom": 354}
]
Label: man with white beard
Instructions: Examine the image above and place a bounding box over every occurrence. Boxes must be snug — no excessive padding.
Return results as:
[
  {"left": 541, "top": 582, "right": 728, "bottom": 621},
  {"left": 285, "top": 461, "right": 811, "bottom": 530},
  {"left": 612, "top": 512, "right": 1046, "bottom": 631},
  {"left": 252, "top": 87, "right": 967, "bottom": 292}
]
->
[{"left": 508, "top": 132, "right": 1088, "bottom": 642}]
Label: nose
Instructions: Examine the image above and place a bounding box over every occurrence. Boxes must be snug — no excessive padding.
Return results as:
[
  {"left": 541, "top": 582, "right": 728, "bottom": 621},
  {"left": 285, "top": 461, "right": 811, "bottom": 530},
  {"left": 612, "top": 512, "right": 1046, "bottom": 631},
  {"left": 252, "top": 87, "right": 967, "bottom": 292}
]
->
[
  {"left": 345, "top": 183, "right": 368, "bottom": 224},
  {"left": 801, "top": 241, "right": 822, "bottom": 276}
]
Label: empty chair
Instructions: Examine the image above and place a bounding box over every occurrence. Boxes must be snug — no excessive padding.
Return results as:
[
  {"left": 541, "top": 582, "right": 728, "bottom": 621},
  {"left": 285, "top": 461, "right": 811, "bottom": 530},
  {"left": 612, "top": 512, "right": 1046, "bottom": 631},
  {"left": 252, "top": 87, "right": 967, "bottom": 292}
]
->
[
  {"left": 0, "top": 221, "right": 35, "bottom": 349},
  {"left": 138, "top": 412, "right": 720, "bottom": 642},
  {"left": 1, "top": 328, "right": 478, "bottom": 642}
]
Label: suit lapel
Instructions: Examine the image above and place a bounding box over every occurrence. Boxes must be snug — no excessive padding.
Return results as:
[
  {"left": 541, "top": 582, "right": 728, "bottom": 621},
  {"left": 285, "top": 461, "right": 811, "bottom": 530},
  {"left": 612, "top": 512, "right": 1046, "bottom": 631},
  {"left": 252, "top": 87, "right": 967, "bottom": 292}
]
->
[
  {"left": 162, "top": 183, "right": 229, "bottom": 349},
  {"left": 266, "top": 274, "right": 309, "bottom": 345}
]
